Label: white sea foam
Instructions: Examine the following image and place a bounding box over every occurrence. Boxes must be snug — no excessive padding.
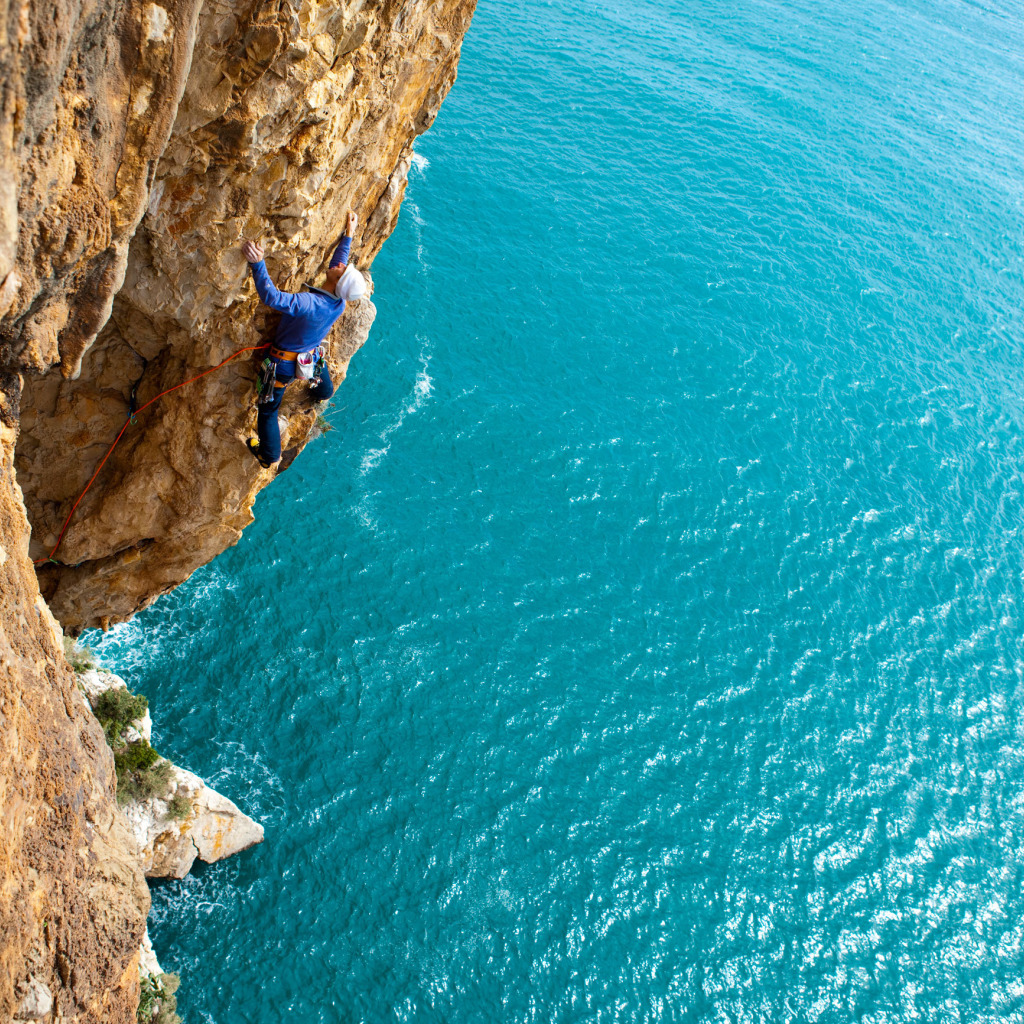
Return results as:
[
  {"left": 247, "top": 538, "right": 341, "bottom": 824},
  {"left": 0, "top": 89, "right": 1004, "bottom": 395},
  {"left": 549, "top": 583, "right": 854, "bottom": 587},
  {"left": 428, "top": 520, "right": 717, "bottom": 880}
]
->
[
  {"left": 357, "top": 343, "right": 434, "bottom": 482},
  {"left": 351, "top": 495, "right": 381, "bottom": 535}
]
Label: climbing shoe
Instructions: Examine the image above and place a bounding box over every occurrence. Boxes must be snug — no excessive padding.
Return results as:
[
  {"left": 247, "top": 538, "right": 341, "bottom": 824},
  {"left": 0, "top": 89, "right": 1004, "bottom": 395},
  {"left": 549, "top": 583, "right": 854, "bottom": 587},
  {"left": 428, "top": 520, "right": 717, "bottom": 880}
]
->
[{"left": 246, "top": 437, "right": 272, "bottom": 469}]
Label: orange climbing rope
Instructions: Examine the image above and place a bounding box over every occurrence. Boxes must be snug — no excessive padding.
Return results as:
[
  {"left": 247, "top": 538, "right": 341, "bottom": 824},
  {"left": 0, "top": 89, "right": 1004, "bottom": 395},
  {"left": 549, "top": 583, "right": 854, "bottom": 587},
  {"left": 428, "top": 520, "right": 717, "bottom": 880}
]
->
[{"left": 35, "top": 344, "right": 269, "bottom": 567}]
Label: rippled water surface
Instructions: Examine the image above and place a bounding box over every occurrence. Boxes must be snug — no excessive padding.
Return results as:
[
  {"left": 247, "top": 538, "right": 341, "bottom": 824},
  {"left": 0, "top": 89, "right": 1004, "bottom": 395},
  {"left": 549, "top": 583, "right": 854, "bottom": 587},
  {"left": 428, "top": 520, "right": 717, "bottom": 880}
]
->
[{"left": 89, "top": 0, "right": 1024, "bottom": 1019}]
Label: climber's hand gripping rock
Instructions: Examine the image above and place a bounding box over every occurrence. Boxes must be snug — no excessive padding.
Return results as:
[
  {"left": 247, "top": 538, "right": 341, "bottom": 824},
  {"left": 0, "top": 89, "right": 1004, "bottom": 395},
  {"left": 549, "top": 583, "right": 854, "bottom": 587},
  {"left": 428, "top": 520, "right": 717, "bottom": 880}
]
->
[{"left": 242, "top": 240, "right": 265, "bottom": 264}]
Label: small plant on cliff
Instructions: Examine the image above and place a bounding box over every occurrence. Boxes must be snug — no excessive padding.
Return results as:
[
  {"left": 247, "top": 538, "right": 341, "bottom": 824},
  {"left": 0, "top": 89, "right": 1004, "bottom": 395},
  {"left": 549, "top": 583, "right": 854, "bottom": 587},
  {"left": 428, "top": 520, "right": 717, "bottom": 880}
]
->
[
  {"left": 89, "top": 683, "right": 174, "bottom": 805},
  {"left": 309, "top": 407, "right": 334, "bottom": 442},
  {"left": 138, "top": 973, "right": 181, "bottom": 1024},
  {"left": 166, "top": 792, "right": 192, "bottom": 822},
  {"left": 137, "top": 977, "right": 159, "bottom": 1023},
  {"left": 114, "top": 741, "right": 174, "bottom": 803},
  {"left": 63, "top": 636, "right": 97, "bottom": 673},
  {"left": 93, "top": 687, "right": 149, "bottom": 749}
]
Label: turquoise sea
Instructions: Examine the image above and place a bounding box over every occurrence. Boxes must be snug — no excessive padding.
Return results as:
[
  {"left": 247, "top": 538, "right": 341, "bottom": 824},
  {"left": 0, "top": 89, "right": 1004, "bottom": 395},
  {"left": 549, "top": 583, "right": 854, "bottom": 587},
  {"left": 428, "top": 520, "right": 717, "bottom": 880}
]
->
[{"left": 90, "top": 0, "right": 1024, "bottom": 1020}]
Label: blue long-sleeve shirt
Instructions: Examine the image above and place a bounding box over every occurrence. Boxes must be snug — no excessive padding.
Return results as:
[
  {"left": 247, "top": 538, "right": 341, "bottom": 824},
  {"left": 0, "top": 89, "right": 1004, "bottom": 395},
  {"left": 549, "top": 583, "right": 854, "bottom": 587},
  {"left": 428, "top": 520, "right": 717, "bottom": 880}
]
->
[
  {"left": 249, "top": 236, "right": 353, "bottom": 353},
  {"left": 329, "top": 235, "right": 351, "bottom": 269}
]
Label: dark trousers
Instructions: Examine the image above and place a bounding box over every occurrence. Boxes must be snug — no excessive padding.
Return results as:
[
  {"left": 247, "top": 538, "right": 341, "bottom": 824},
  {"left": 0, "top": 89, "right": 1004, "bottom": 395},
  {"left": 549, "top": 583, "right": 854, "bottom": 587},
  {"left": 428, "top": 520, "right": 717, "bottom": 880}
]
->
[{"left": 257, "top": 360, "right": 335, "bottom": 463}]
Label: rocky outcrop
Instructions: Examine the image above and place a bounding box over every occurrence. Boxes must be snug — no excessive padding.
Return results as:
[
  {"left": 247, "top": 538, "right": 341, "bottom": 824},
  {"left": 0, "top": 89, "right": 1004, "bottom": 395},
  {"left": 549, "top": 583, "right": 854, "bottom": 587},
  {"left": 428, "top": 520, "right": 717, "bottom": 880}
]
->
[
  {"left": 13, "top": 976, "right": 54, "bottom": 1023},
  {"left": 77, "top": 666, "right": 264, "bottom": 879},
  {"left": 7, "top": 0, "right": 477, "bottom": 631},
  {"left": 130, "top": 766, "right": 264, "bottom": 879},
  {"left": 0, "top": 376, "right": 149, "bottom": 1023}
]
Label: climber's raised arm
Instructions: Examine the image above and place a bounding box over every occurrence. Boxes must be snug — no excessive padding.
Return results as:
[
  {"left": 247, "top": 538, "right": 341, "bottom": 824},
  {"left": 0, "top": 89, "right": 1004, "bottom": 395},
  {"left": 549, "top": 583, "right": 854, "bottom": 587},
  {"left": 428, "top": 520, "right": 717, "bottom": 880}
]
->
[
  {"left": 325, "top": 211, "right": 358, "bottom": 294},
  {"left": 242, "top": 239, "right": 317, "bottom": 317}
]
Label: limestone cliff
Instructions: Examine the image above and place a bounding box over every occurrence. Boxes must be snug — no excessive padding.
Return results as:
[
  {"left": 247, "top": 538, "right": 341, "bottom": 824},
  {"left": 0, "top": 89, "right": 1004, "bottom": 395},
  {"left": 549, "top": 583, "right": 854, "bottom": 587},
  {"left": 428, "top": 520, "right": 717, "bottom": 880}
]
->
[
  {"left": 0, "top": 0, "right": 475, "bottom": 1019},
  {"left": 7, "top": 0, "right": 476, "bottom": 631}
]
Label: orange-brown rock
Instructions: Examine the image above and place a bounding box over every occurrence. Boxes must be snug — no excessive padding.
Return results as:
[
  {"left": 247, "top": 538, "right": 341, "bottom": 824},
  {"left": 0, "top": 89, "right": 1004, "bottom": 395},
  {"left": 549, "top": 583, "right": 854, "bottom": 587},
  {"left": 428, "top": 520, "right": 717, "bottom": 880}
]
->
[
  {"left": 0, "top": 0, "right": 204, "bottom": 378},
  {"left": 12, "top": 0, "right": 476, "bottom": 631},
  {"left": 0, "top": 373, "right": 149, "bottom": 1024}
]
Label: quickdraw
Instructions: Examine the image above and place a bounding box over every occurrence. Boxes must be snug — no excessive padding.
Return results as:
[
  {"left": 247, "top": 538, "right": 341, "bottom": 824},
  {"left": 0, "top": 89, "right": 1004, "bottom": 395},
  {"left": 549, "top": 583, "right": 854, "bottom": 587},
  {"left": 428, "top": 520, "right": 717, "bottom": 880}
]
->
[
  {"left": 311, "top": 347, "right": 326, "bottom": 388},
  {"left": 256, "top": 356, "right": 277, "bottom": 405}
]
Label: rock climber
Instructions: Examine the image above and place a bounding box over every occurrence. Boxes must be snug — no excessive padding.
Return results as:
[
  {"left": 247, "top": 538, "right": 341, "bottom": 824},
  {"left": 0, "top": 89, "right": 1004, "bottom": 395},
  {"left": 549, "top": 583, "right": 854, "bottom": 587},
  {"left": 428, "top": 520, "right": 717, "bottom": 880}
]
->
[{"left": 241, "top": 210, "right": 367, "bottom": 467}]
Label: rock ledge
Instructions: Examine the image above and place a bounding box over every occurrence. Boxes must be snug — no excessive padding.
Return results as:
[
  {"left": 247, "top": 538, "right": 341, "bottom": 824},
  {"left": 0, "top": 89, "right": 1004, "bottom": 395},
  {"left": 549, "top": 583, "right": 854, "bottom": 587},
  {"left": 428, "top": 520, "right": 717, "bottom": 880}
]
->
[{"left": 77, "top": 666, "right": 264, "bottom": 879}]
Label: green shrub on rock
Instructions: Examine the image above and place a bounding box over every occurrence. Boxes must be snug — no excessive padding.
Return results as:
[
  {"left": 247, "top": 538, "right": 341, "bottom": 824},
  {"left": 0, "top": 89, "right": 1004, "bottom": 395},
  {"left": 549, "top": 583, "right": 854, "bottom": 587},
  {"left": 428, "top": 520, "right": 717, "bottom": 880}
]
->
[
  {"left": 166, "top": 792, "right": 192, "bottom": 822},
  {"left": 87, "top": 681, "right": 172, "bottom": 805},
  {"left": 138, "top": 973, "right": 181, "bottom": 1024},
  {"left": 114, "top": 739, "right": 160, "bottom": 774},
  {"left": 94, "top": 687, "right": 149, "bottom": 749},
  {"left": 137, "top": 977, "right": 158, "bottom": 1022},
  {"left": 63, "top": 636, "right": 97, "bottom": 673},
  {"left": 312, "top": 409, "right": 334, "bottom": 438},
  {"left": 114, "top": 742, "right": 173, "bottom": 804}
]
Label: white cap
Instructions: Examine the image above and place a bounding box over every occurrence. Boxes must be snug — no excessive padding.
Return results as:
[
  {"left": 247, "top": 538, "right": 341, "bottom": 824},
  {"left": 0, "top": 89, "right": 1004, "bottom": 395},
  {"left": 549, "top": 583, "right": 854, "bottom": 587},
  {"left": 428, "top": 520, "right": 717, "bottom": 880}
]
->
[{"left": 334, "top": 264, "right": 367, "bottom": 302}]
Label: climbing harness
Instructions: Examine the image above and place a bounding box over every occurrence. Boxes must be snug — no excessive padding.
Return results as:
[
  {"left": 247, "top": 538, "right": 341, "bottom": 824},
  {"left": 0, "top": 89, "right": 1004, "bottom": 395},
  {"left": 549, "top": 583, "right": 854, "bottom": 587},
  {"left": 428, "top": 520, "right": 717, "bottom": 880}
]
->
[
  {"left": 260, "top": 344, "right": 326, "bottom": 391},
  {"left": 35, "top": 344, "right": 269, "bottom": 567}
]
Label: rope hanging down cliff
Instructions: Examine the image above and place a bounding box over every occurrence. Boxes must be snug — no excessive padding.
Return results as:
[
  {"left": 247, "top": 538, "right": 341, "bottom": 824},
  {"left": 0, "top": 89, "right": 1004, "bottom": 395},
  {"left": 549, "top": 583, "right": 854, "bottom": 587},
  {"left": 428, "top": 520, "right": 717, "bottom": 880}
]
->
[{"left": 34, "top": 345, "right": 268, "bottom": 568}]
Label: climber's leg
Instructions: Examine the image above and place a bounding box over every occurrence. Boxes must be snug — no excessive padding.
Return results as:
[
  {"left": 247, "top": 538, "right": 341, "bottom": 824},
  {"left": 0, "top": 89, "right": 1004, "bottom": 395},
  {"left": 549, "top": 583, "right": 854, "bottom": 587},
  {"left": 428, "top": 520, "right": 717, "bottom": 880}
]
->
[{"left": 253, "top": 362, "right": 295, "bottom": 464}]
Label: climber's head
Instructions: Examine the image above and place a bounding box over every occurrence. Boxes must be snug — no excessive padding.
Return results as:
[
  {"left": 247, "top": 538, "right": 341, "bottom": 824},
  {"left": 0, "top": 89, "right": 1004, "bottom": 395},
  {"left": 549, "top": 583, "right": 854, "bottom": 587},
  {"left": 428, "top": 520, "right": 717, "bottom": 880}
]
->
[
  {"left": 328, "top": 263, "right": 368, "bottom": 302},
  {"left": 325, "top": 265, "right": 344, "bottom": 293}
]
